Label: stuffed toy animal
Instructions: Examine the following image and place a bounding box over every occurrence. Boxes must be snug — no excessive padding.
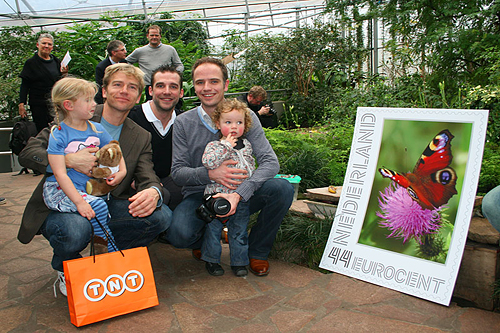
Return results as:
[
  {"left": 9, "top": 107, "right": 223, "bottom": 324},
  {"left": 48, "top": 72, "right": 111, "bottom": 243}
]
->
[{"left": 86, "top": 140, "right": 123, "bottom": 196}]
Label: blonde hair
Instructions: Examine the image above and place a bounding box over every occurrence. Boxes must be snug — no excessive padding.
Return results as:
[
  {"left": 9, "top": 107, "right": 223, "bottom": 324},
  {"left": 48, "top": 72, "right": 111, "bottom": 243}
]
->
[
  {"left": 50, "top": 77, "right": 99, "bottom": 136},
  {"left": 212, "top": 98, "right": 253, "bottom": 135},
  {"left": 102, "top": 63, "right": 145, "bottom": 96}
]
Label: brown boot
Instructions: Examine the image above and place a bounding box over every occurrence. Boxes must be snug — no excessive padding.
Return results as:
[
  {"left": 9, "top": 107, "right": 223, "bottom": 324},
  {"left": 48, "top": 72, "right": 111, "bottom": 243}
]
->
[{"left": 93, "top": 235, "right": 108, "bottom": 255}]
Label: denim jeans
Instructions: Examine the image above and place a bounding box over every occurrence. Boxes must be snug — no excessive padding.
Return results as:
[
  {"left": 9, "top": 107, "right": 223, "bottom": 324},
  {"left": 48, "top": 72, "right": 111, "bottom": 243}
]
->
[
  {"left": 482, "top": 185, "right": 500, "bottom": 233},
  {"left": 43, "top": 180, "right": 116, "bottom": 253},
  {"left": 40, "top": 198, "right": 172, "bottom": 271},
  {"left": 166, "top": 178, "right": 294, "bottom": 260},
  {"left": 201, "top": 201, "right": 250, "bottom": 266}
]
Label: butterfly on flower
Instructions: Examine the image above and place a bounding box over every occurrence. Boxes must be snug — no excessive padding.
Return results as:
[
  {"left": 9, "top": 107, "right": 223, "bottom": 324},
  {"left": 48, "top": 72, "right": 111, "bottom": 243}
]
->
[{"left": 378, "top": 129, "right": 457, "bottom": 210}]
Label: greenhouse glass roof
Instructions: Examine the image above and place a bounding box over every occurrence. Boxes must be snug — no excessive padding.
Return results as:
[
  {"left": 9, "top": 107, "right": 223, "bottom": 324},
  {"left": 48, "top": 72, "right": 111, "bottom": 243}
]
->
[{"left": 1, "top": 0, "right": 326, "bottom": 41}]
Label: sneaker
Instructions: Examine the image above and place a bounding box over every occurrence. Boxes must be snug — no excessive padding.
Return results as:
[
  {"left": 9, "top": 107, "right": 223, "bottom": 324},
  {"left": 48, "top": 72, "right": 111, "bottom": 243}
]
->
[
  {"left": 205, "top": 262, "right": 224, "bottom": 276},
  {"left": 231, "top": 266, "right": 248, "bottom": 277},
  {"left": 53, "top": 271, "right": 67, "bottom": 297},
  {"left": 0, "top": 197, "right": 5, "bottom": 205}
]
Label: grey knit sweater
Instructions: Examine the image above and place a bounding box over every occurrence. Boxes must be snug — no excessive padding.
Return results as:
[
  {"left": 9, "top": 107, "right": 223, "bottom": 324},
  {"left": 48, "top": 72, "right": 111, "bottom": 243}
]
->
[
  {"left": 171, "top": 107, "right": 279, "bottom": 201},
  {"left": 125, "top": 44, "right": 184, "bottom": 85}
]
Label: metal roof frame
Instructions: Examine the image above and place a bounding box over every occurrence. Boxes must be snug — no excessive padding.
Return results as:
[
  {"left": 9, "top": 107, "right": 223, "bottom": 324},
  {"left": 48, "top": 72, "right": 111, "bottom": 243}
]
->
[{"left": 1, "top": 0, "right": 326, "bottom": 41}]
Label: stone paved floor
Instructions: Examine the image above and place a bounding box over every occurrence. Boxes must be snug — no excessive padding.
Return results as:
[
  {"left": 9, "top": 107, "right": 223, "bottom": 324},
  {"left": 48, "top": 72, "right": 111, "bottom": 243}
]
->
[{"left": 1, "top": 171, "right": 500, "bottom": 332}]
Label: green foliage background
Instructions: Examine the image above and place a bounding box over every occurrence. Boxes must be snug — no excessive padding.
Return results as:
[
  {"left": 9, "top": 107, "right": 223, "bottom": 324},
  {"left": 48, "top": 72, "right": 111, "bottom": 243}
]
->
[
  {"left": 1, "top": 4, "right": 500, "bottom": 196},
  {"left": 0, "top": 13, "right": 209, "bottom": 120}
]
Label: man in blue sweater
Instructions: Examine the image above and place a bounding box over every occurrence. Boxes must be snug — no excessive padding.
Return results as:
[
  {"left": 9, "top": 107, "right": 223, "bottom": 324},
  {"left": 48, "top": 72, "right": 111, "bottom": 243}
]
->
[{"left": 165, "top": 57, "right": 294, "bottom": 276}]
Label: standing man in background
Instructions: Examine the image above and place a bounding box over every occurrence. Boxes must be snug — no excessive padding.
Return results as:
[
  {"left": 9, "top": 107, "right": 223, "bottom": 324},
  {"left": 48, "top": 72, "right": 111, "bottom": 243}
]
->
[
  {"left": 126, "top": 25, "right": 184, "bottom": 100},
  {"left": 95, "top": 40, "right": 127, "bottom": 104},
  {"left": 19, "top": 33, "right": 68, "bottom": 133}
]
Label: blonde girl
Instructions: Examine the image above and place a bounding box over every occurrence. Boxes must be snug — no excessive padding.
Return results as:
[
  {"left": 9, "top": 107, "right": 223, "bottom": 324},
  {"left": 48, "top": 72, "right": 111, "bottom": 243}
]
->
[{"left": 43, "top": 77, "right": 126, "bottom": 255}]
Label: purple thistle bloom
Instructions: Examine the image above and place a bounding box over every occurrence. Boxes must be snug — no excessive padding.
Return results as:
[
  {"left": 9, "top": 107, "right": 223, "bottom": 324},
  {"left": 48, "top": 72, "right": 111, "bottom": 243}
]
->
[{"left": 376, "top": 184, "right": 443, "bottom": 244}]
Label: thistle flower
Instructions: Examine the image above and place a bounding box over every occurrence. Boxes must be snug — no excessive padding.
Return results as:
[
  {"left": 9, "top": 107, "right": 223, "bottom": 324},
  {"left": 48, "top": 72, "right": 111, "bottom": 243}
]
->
[{"left": 376, "top": 184, "right": 443, "bottom": 244}]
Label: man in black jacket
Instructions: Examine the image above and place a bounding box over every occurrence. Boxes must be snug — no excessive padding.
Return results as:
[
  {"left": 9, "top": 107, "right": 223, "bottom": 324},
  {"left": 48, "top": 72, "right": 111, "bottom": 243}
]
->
[
  {"left": 128, "top": 64, "right": 184, "bottom": 209},
  {"left": 95, "top": 40, "right": 127, "bottom": 104},
  {"left": 237, "top": 86, "right": 277, "bottom": 128}
]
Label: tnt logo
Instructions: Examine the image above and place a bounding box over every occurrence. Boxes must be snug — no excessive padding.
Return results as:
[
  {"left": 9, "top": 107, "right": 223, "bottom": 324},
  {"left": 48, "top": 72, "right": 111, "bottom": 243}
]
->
[{"left": 83, "top": 270, "right": 144, "bottom": 302}]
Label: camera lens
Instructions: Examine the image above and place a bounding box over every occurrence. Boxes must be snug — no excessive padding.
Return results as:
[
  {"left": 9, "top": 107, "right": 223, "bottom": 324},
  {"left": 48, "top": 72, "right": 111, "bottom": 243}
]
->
[{"left": 211, "top": 198, "right": 230, "bottom": 215}]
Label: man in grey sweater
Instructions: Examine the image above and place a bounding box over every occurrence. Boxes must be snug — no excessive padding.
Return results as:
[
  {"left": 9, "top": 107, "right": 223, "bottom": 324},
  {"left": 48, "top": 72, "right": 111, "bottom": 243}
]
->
[
  {"left": 126, "top": 25, "right": 184, "bottom": 100},
  {"left": 165, "top": 57, "right": 294, "bottom": 276}
]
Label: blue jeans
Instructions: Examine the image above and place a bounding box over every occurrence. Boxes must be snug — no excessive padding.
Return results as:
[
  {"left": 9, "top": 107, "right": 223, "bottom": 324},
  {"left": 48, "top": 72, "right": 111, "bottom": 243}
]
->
[
  {"left": 40, "top": 198, "right": 172, "bottom": 271},
  {"left": 202, "top": 201, "right": 250, "bottom": 266},
  {"left": 482, "top": 185, "right": 500, "bottom": 233},
  {"left": 43, "top": 180, "right": 116, "bottom": 253},
  {"left": 166, "top": 178, "right": 294, "bottom": 260}
]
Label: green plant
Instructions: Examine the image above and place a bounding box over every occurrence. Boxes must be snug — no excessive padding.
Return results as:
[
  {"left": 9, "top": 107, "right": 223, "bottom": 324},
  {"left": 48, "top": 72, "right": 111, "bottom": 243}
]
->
[
  {"left": 464, "top": 85, "right": 500, "bottom": 143},
  {"left": 0, "top": 26, "right": 37, "bottom": 119},
  {"left": 479, "top": 142, "right": 500, "bottom": 195},
  {"left": 265, "top": 124, "right": 353, "bottom": 193},
  {"left": 268, "top": 212, "right": 333, "bottom": 270},
  {"left": 224, "top": 21, "right": 361, "bottom": 128},
  {"left": 492, "top": 279, "right": 500, "bottom": 307},
  {"left": 326, "top": 0, "right": 500, "bottom": 93}
]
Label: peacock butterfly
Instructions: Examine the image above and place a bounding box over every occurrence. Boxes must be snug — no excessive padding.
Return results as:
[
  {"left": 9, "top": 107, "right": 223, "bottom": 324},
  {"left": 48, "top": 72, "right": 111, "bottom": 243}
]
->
[{"left": 378, "top": 129, "right": 457, "bottom": 210}]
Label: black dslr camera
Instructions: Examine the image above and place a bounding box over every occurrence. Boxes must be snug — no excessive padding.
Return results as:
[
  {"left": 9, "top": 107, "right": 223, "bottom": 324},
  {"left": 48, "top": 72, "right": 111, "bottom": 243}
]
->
[
  {"left": 265, "top": 101, "right": 277, "bottom": 115},
  {"left": 196, "top": 194, "right": 231, "bottom": 223}
]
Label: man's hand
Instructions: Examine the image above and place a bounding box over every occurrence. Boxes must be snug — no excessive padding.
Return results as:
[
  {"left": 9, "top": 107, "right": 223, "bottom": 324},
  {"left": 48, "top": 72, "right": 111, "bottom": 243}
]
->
[
  {"left": 65, "top": 147, "right": 99, "bottom": 176},
  {"left": 61, "top": 65, "right": 69, "bottom": 76},
  {"left": 128, "top": 188, "right": 159, "bottom": 217},
  {"left": 213, "top": 192, "right": 241, "bottom": 217},
  {"left": 208, "top": 159, "right": 247, "bottom": 190},
  {"left": 258, "top": 105, "right": 271, "bottom": 116},
  {"left": 19, "top": 103, "right": 27, "bottom": 118}
]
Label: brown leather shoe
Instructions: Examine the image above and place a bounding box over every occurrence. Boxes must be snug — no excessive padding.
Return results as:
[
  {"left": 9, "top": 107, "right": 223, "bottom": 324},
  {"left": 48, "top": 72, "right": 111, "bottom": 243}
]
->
[
  {"left": 249, "top": 259, "right": 269, "bottom": 276},
  {"left": 92, "top": 235, "right": 108, "bottom": 255},
  {"left": 192, "top": 249, "right": 202, "bottom": 261}
]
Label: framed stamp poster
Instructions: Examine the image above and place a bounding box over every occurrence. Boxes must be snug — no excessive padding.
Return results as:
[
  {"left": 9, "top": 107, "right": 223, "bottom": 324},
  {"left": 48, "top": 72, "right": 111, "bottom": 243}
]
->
[{"left": 319, "top": 107, "right": 489, "bottom": 305}]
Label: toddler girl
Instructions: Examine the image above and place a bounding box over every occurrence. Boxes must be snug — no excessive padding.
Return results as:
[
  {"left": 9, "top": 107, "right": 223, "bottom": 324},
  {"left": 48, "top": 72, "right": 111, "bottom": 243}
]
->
[{"left": 201, "top": 98, "right": 255, "bottom": 277}]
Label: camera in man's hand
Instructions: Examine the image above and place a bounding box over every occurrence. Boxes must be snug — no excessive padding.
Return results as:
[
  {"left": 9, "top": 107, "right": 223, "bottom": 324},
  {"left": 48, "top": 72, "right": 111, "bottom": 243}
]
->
[
  {"left": 265, "top": 102, "right": 276, "bottom": 115},
  {"left": 196, "top": 193, "right": 231, "bottom": 223}
]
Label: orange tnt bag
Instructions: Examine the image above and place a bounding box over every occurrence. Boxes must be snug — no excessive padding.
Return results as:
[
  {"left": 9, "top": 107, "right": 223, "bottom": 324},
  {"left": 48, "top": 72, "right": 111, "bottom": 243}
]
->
[{"left": 63, "top": 247, "right": 159, "bottom": 327}]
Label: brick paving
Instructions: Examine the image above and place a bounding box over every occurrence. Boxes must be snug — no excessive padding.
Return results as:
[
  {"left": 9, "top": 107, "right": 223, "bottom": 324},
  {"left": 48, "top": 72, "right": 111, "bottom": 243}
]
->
[{"left": 1, "top": 172, "right": 500, "bottom": 332}]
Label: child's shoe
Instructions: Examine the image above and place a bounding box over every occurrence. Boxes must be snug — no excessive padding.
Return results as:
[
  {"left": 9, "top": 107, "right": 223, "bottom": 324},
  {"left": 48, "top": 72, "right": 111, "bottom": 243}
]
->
[
  {"left": 206, "top": 262, "right": 224, "bottom": 276},
  {"left": 53, "top": 271, "right": 67, "bottom": 297},
  {"left": 231, "top": 266, "right": 248, "bottom": 277}
]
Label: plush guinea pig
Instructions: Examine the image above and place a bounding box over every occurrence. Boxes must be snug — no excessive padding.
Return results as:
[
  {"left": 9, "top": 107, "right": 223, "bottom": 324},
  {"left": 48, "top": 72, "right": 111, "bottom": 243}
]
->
[{"left": 86, "top": 140, "right": 122, "bottom": 196}]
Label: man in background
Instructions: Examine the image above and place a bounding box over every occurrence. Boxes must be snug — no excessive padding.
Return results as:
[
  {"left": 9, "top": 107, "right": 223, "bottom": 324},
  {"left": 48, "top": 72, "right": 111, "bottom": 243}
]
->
[
  {"left": 95, "top": 40, "right": 127, "bottom": 104},
  {"left": 126, "top": 25, "right": 184, "bottom": 100},
  {"left": 238, "top": 86, "right": 276, "bottom": 128}
]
